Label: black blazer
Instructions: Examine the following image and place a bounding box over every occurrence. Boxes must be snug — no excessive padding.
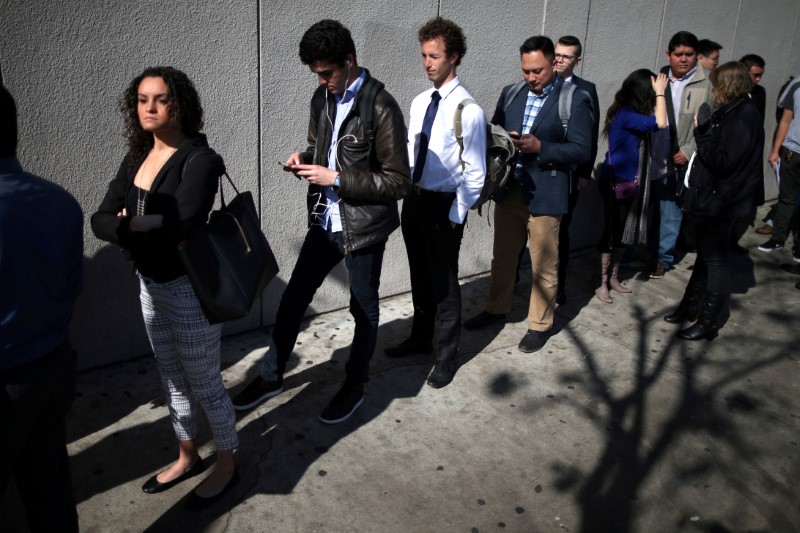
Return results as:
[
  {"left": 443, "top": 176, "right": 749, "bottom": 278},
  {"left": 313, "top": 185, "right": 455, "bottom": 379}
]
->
[
  {"left": 491, "top": 77, "right": 593, "bottom": 215},
  {"left": 91, "top": 135, "right": 225, "bottom": 281},
  {"left": 571, "top": 75, "right": 601, "bottom": 181}
]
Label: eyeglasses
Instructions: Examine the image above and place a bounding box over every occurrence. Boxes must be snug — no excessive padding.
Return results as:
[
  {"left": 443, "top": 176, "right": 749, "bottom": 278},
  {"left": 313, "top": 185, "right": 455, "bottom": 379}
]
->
[{"left": 554, "top": 53, "right": 578, "bottom": 61}]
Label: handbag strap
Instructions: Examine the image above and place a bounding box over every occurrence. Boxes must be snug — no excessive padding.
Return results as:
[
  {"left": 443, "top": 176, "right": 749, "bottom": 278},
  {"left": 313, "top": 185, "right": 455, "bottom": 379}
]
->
[{"left": 218, "top": 172, "right": 240, "bottom": 209}]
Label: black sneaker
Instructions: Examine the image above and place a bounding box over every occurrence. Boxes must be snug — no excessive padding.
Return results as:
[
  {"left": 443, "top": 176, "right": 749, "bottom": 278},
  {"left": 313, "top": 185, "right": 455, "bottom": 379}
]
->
[
  {"left": 319, "top": 383, "right": 364, "bottom": 424},
  {"left": 426, "top": 360, "right": 456, "bottom": 388},
  {"left": 794, "top": 252, "right": 800, "bottom": 264},
  {"left": 518, "top": 329, "right": 548, "bottom": 353},
  {"left": 232, "top": 377, "right": 283, "bottom": 411},
  {"left": 463, "top": 311, "right": 506, "bottom": 331},
  {"left": 758, "top": 238, "right": 784, "bottom": 252}
]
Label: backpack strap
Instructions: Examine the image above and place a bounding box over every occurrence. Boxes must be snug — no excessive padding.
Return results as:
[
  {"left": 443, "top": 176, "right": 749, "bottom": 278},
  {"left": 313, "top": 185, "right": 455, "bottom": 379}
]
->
[
  {"left": 503, "top": 80, "right": 528, "bottom": 112},
  {"left": 454, "top": 98, "right": 477, "bottom": 171},
  {"left": 559, "top": 81, "right": 576, "bottom": 140},
  {"left": 358, "top": 78, "right": 385, "bottom": 142}
]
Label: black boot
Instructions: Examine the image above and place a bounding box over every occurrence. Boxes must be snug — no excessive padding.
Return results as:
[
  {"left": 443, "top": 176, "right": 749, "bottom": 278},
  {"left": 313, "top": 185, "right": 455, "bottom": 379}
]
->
[
  {"left": 678, "top": 292, "right": 725, "bottom": 341},
  {"left": 664, "top": 274, "right": 705, "bottom": 323}
]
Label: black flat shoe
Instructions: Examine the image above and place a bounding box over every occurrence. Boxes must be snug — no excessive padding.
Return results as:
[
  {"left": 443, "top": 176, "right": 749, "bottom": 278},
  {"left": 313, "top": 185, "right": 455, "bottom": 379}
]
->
[
  {"left": 184, "top": 470, "right": 240, "bottom": 511},
  {"left": 142, "top": 457, "right": 206, "bottom": 494}
]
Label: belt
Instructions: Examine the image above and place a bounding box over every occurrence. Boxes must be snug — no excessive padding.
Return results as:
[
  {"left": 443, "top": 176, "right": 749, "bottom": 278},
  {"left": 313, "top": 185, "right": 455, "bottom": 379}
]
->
[{"left": 412, "top": 184, "right": 456, "bottom": 198}]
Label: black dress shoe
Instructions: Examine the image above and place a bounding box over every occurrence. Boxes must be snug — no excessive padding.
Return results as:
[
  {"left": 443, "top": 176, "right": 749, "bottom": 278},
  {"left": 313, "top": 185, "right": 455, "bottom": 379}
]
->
[
  {"left": 463, "top": 311, "right": 506, "bottom": 331},
  {"left": 518, "top": 329, "right": 548, "bottom": 353},
  {"left": 184, "top": 470, "right": 240, "bottom": 511},
  {"left": 142, "top": 458, "right": 206, "bottom": 494},
  {"left": 384, "top": 338, "right": 432, "bottom": 357},
  {"left": 426, "top": 360, "right": 456, "bottom": 388}
]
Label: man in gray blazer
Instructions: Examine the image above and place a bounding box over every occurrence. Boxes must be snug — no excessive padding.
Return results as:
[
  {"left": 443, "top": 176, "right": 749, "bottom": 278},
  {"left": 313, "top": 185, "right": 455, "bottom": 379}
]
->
[{"left": 464, "top": 35, "right": 593, "bottom": 352}]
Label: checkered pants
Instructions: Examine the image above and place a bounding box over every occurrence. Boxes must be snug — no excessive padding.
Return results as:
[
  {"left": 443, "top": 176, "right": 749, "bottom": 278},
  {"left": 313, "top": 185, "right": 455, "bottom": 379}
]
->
[{"left": 139, "top": 275, "right": 238, "bottom": 451}]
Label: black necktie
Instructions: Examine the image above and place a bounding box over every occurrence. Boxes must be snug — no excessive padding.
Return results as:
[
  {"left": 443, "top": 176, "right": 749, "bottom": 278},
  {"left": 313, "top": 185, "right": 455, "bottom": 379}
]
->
[{"left": 412, "top": 90, "right": 441, "bottom": 183}]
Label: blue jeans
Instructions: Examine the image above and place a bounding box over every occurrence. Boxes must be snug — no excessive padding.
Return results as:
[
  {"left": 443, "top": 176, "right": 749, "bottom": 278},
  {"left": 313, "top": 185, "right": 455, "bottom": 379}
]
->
[
  {"left": 651, "top": 174, "right": 683, "bottom": 268},
  {"left": 260, "top": 225, "right": 385, "bottom": 385}
]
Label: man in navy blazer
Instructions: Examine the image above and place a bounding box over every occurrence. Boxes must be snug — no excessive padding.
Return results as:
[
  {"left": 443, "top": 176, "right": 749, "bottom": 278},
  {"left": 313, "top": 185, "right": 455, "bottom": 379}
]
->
[
  {"left": 553, "top": 35, "right": 600, "bottom": 304},
  {"left": 464, "top": 35, "right": 593, "bottom": 352}
]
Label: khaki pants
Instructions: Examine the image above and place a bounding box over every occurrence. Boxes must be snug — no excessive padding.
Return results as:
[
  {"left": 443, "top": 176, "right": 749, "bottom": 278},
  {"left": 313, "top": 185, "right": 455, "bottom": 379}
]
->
[{"left": 486, "top": 182, "right": 561, "bottom": 331}]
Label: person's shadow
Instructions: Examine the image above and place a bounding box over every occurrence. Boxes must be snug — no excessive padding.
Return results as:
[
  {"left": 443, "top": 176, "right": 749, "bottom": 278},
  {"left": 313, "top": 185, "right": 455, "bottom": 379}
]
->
[{"left": 140, "top": 310, "right": 430, "bottom": 531}]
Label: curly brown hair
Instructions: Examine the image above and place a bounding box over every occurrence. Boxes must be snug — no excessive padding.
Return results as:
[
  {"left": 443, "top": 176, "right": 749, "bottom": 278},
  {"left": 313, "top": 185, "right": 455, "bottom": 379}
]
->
[
  {"left": 418, "top": 17, "right": 466, "bottom": 66},
  {"left": 120, "top": 66, "right": 204, "bottom": 165},
  {"left": 709, "top": 62, "right": 753, "bottom": 106}
]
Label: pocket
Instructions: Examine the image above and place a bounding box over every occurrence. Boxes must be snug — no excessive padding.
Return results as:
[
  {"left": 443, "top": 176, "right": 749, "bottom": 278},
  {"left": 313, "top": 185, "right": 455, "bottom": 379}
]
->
[
  {"left": 683, "top": 88, "right": 707, "bottom": 115},
  {"left": 338, "top": 137, "right": 371, "bottom": 163}
]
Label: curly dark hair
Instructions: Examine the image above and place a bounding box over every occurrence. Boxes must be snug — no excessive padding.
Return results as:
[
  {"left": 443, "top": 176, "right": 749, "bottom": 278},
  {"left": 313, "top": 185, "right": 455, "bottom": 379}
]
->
[
  {"left": 299, "top": 20, "right": 356, "bottom": 67},
  {"left": 603, "top": 69, "right": 657, "bottom": 138},
  {"left": 120, "top": 66, "right": 204, "bottom": 165},
  {"left": 418, "top": 17, "right": 467, "bottom": 66}
]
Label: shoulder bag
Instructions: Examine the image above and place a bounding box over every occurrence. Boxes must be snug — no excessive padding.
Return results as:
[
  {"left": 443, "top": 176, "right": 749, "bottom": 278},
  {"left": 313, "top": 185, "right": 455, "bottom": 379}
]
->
[{"left": 178, "top": 173, "right": 279, "bottom": 324}]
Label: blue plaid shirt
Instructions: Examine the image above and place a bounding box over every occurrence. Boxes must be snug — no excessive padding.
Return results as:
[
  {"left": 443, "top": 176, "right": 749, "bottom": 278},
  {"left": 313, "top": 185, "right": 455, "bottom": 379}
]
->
[{"left": 515, "top": 78, "right": 558, "bottom": 179}]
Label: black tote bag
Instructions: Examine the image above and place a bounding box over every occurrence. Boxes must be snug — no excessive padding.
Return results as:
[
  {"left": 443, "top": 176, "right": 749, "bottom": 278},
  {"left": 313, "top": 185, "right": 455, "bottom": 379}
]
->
[{"left": 178, "top": 173, "right": 278, "bottom": 324}]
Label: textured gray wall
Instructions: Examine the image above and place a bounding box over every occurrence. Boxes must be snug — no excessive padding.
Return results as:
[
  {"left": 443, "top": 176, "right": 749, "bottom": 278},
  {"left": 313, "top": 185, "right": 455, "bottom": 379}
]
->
[{"left": 1, "top": 0, "right": 797, "bottom": 368}]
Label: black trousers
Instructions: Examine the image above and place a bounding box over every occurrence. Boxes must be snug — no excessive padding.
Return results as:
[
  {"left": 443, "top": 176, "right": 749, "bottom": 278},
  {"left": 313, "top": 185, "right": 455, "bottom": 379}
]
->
[
  {"left": 559, "top": 187, "right": 581, "bottom": 284},
  {"left": 690, "top": 216, "right": 735, "bottom": 295},
  {"left": 0, "top": 341, "right": 78, "bottom": 533},
  {"left": 401, "top": 190, "right": 465, "bottom": 362}
]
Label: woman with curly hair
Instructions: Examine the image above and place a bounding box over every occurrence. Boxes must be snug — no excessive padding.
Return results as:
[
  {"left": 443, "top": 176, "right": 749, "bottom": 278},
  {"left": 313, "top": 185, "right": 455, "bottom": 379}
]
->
[
  {"left": 595, "top": 69, "right": 669, "bottom": 303},
  {"left": 91, "top": 66, "right": 238, "bottom": 509},
  {"left": 665, "top": 62, "right": 764, "bottom": 340}
]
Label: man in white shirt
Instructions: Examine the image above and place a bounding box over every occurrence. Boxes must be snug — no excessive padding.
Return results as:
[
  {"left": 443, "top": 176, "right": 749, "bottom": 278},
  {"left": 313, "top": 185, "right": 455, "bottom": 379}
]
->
[{"left": 384, "top": 17, "right": 486, "bottom": 389}]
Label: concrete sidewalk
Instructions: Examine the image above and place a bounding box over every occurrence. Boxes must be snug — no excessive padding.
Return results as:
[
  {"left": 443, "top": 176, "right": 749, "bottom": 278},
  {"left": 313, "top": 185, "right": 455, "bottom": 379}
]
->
[{"left": 4, "top": 218, "right": 800, "bottom": 532}]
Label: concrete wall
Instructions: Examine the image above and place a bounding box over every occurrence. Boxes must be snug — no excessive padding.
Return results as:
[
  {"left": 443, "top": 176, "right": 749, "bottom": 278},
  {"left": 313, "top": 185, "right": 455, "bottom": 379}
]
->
[{"left": 1, "top": 0, "right": 797, "bottom": 369}]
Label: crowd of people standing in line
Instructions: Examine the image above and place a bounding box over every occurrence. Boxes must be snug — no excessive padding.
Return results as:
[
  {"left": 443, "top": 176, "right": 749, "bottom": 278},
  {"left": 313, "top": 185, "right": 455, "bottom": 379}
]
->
[{"left": 2, "top": 16, "right": 798, "bottom": 531}]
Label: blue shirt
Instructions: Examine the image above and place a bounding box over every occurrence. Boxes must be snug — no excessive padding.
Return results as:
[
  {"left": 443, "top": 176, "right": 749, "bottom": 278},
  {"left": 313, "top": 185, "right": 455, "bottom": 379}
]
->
[
  {"left": 0, "top": 157, "right": 83, "bottom": 370},
  {"left": 605, "top": 107, "right": 660, "bottom": 182},
  {"left": 318, "top": 69, "right": 367, "bottom": 232},
  {"left": 515, "top": 77, "right": 559, "bottom": 180}
]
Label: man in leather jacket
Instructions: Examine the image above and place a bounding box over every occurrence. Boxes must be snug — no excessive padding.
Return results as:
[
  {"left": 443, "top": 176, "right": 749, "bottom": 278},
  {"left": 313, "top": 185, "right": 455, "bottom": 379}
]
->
[{"left": 233, "top": 20, "right": 411, "bottom": 424}]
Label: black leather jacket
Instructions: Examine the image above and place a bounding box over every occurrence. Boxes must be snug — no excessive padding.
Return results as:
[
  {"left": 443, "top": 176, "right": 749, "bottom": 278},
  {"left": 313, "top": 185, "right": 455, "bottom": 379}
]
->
[{"left": 300, "top": 69, "right": 411, "bottom": 253}]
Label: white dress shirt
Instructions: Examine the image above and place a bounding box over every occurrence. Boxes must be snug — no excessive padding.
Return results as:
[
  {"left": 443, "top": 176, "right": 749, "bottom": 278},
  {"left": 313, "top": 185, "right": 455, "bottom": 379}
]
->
[
  {"left": 669, "top": 65, "right": 697, "bottom": 128},
  {"left": 319, "top": 69, "right": 366, "bottom": 232},
  {"left": 407, "top": 76, "right": 487, "bottom": 224}
]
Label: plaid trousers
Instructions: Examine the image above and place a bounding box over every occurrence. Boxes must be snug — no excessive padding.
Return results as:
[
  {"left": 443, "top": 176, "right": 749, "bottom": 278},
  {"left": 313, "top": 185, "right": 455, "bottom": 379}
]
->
[{"left": 139, "top": 275, "right": 238, "bottom": 451}]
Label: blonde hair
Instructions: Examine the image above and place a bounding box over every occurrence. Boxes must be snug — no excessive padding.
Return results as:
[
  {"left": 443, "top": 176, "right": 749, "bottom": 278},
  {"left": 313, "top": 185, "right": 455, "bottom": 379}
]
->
[{"left": 709, "top": 62, "right": 753, "bottom": 105}]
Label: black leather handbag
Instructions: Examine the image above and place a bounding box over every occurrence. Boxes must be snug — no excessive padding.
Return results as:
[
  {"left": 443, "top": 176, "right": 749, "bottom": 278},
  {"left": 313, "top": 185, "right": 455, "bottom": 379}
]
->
[{"left": 178, "top": 173, "right": 278, "bottom": 324}]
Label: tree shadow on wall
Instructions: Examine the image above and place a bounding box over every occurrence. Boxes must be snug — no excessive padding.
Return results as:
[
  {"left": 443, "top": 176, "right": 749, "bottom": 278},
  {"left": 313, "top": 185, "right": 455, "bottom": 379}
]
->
[{"left": 542, "top": 303, "right": 797, "bottom": 532}]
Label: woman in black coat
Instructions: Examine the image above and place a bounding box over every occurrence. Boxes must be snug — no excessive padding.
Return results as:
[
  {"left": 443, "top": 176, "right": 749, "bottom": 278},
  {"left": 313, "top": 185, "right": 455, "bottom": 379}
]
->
[
  {"left": 91, "top": 67, "right": 239, "bottom": 508},
  {"left": 664, "top": 62, "right": 764, "bottom": 340}
]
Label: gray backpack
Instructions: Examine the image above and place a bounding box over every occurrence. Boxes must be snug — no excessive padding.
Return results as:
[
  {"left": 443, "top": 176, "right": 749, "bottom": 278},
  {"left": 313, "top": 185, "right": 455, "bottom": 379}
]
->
[{"left": 454, "top": 80, "right": 576, "bottom": 212}]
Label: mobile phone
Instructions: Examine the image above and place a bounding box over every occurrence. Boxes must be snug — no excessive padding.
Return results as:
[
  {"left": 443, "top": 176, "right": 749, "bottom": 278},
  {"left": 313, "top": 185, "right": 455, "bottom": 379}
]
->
[
  {"left": 509, "top": 132, "right": 521, "bottom": 140},
  {"left": 278, "top": 160, "right": 294, "bottom": 170}
]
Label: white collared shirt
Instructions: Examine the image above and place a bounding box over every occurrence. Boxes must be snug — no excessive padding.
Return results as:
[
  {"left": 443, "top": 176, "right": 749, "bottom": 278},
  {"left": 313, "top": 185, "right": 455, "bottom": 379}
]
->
[
  {"left": 407, "top": 76, "right": 487, "bottom": 224},
  {"left": 669, "top": 65, "right": 697, "bottom": 127}
]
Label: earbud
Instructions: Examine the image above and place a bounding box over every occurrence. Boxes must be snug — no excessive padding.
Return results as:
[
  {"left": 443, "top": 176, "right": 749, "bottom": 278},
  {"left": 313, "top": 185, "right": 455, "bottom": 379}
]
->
[{"left": 346, "top": 60, "right": 352, "bottom": 68}]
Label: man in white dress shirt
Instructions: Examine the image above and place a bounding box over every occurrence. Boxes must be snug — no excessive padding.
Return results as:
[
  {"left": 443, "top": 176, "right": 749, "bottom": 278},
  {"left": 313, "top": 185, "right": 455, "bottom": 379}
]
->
[{"left": 384, "top": 17, "right": 486, "bottom": 389}]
